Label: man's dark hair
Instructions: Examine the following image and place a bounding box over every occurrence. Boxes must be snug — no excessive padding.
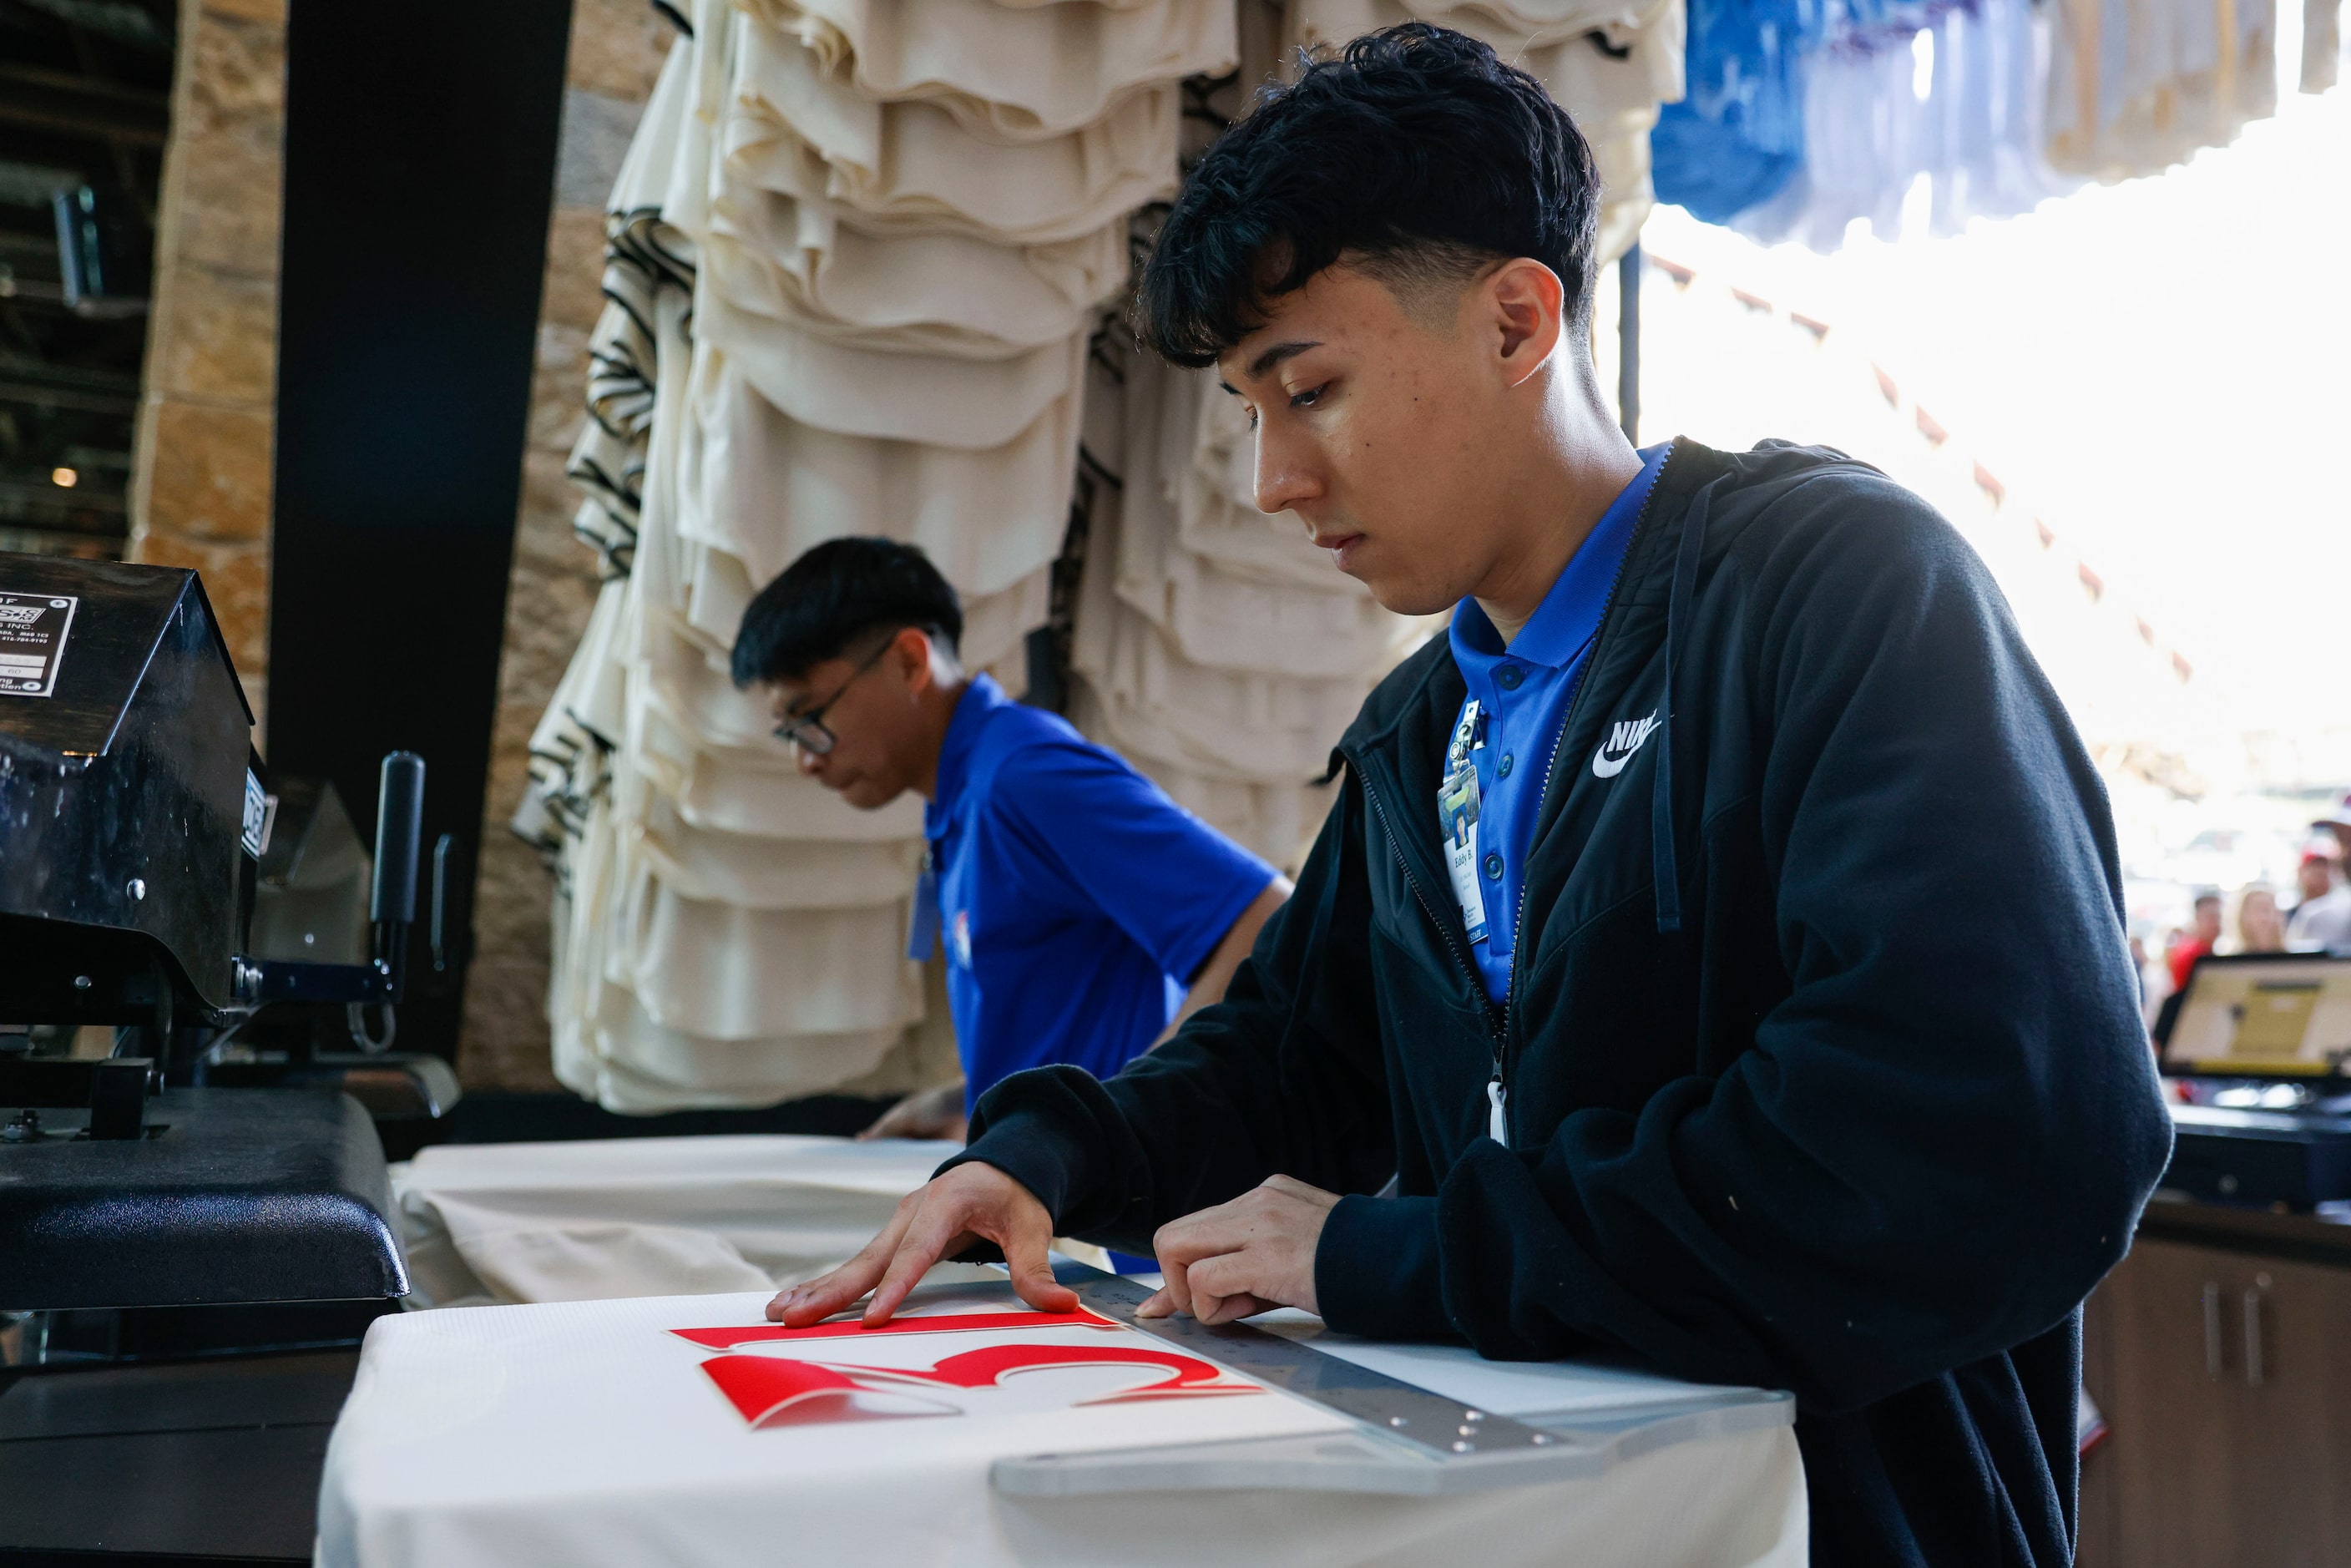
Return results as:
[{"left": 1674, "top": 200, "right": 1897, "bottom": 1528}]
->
[
  {"left": 730, "top": 537, "right": 963, "bottom": 687},
  {"left": 1139, "top": 23, "right": 1601, "bottom": 367}
]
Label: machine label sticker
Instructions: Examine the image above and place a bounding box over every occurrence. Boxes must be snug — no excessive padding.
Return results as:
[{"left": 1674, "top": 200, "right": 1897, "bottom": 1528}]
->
[
  {"left": 671, "top": 1307, "right": 1262, "bottom": 1430},
  {"left": 242, "top": 771, "right": 277, "bottom": 859},
  {"left": 0, "top": 591, "right": 76, "bottom": 698}
]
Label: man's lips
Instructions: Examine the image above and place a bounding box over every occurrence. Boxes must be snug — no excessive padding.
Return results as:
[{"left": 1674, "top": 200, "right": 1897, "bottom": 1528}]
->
[{"left": 1311, "top": 531, "right": 1363, "bottom": 564}]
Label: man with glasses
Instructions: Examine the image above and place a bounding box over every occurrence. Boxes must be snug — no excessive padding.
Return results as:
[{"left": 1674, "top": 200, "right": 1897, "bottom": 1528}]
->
[{"left": 731, "top": 536, "right": 1291, "bottom": 1143}]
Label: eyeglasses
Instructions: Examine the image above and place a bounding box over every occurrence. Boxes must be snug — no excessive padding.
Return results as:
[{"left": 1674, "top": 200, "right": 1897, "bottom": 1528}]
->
[{"left": 772, "top": 640, "right": 893, "bottom": 756}]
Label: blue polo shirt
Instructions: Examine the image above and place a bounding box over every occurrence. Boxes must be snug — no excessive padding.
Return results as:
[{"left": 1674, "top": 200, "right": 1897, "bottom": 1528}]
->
[
  {"left": 921, "top": 674, "right": 1277, "bottom": 1113},
  {"left": 1448, "top": 444, "right": 1668, "bottom": 1002}
]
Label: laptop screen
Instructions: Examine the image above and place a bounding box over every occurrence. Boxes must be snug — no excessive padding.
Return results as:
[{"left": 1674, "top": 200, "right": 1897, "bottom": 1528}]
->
[{"left": 2161, "top": 954, "right": 2351, "bottom": 1079}]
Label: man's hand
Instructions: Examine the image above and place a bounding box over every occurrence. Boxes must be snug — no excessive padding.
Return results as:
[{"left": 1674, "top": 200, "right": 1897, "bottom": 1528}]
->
[
  {"left": 1137, "top": 1175, "right": 1339, "bottom": 1326},
  {"left": 857, "top": 1082, "right": 968, "bottom": 1142},
  {"left": 766, "top": 1162, "right": 1074, "bottom": 1328}
]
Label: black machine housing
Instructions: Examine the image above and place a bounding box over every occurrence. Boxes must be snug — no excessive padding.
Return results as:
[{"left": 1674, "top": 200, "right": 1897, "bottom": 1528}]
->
[{"left": 0, "top": 554, "right": 437, "bottom": 1313}]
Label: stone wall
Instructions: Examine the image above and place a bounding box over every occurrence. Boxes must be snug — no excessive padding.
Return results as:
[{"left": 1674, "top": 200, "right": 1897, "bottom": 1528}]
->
[
  {"left": 458, "top": 0, "right": 676, "bottom": 1090},
  {"left": 129, "top": 0, "right": 287, "bottom": 726}
]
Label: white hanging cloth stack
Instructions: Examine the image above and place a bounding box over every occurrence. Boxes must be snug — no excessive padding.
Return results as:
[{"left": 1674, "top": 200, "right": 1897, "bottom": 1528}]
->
[
  {"left": 2043, "top": 0, "right": 2281, "bottom": 179},
  {"left": 1068, "top": 341, "right": 1438, "bottom": 871},
  {"left": 1287, "top": 0, "right": 1688, "bottom": 264},
  {"left": 521, "top": 0, "right": 1234, "bottom": 1112}
]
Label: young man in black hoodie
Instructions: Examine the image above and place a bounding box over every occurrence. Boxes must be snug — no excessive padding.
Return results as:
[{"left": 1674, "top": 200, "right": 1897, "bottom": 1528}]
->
[{"left": 771, "top": 24, "right": 2173, "bottom": 1565}]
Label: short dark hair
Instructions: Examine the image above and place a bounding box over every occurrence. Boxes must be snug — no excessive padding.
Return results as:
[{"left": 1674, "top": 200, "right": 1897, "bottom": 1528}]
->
[
  {"left": 729, "top": 537, "right": 963, "bottom": 687},
  {"left": 1139, "top": 23, "right": 1601, "bottom": 367}
]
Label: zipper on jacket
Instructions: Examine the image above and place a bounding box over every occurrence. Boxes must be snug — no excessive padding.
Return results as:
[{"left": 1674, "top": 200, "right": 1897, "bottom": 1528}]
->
[
  {"left": 1491, "top": 446, "right": 1677, "bottom": 1149},
  {"left": 1352, "top": 760, "right": 1509, "bottom": 1112}
]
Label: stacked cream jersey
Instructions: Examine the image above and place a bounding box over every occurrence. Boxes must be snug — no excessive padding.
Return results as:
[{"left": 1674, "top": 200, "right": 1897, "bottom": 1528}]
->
[{"left": 521, "top": 0, "right": 1235, "bottom": 1110}]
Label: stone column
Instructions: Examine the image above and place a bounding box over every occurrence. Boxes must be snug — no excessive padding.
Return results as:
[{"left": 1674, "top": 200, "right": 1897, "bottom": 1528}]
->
[{"left": 128, "top": 0, "right": 286, "bottom": 728}]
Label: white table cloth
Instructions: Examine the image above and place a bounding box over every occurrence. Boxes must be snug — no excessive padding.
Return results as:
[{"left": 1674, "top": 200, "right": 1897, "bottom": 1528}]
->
[{"left": 319, "top": 1276, "right": 1806, "bottom": 1567}]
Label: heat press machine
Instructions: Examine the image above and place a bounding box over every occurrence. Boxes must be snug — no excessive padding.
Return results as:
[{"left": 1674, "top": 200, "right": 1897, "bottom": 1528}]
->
[
  {"left": 2155, "top": 951, "right": 2351, "bottom": 1211},
  {"left": 0, "top": 554, "right": 446, "bottom": 1562}
]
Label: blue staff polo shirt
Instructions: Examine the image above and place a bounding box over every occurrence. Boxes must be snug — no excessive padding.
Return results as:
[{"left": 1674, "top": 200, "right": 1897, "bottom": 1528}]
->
[
  {"left": 921, "top": 673, "right": 1277, "bottom": 1114},
  {"left": 1447, "top": 443, "right": 1669, "bottom": 1002}
]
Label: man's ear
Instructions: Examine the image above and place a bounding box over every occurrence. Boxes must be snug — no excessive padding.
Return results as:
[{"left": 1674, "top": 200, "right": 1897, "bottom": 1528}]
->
[
  {"left": 1484, "top": 258, "right": 1565, "bottom": 387},
  {"left": 892, "top": 625, "right": 936, "bottom": 696}
]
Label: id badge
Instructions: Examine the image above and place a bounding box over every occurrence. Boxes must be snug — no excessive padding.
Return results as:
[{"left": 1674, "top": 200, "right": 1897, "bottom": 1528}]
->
[
  {"left": 1439, "top": 763, "right": 1489, "bottom": 945},
  {"left": 906, "top": 846, "right": 941, "bottom": 960}
]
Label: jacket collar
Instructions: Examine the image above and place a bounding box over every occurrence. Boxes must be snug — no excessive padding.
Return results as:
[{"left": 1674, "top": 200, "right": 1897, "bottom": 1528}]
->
[{"left": 1331, "top": 439, "right": 1732, "bottom": 942}]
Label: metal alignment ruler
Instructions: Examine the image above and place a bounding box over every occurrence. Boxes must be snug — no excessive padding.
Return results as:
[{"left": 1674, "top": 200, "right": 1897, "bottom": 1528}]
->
[{"left": 989, "top": 1262, "right": 1793, "bottom": 1498}]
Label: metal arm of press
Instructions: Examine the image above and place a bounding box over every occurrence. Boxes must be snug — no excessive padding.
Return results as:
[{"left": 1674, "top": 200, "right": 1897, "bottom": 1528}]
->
[
  {"left": 234, "top": 751, "right": 442, "bottom": 1012},
  {"left": 0, "top": 751, "right": 446, "bottom": 1139}
]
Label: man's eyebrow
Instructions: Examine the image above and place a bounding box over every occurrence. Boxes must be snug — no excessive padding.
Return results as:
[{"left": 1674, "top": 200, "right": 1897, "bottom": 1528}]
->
[{"left": 1224, "top": 338, "right": 1323, "bottom": 387}]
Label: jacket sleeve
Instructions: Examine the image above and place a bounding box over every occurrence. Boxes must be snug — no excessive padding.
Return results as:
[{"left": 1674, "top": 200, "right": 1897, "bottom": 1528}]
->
[
  {"left": 1332, "top": 473, "right": 2173, "bottom": 1413},
  {"left": 943, "top": 775, "right": 1398, "bottom": 1254}
]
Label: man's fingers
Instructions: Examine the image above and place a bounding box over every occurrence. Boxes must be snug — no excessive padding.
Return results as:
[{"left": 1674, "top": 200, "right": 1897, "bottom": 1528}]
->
[
  {"left": 770, "top": 1253, "right": 877, "bottom": 1325},
  {"left": 1156, "top": 1254, "right": 1196, "bottom": 1318},
  {"left": 768, "top": 1202, "right": 913, "bottom": 1323},
  {"left": 1133, "top": 1287, "right": 1176, "bottom": 1318},
  {"left": 1197, "top": 1291, "right": 1274, "bottom": 1326},
  {"left": 1002, "top": 1223, "right": 1078, "bottom": 1315},
  {"left": 772, "top": 1192, "right": 921, "bottom": 1323},
  {"left": 1186, "top": 1251, "right": 1277, "bottom": 1323},
  {"left": 864, "top": 1216, "right": 963, "bottom": 1326}
]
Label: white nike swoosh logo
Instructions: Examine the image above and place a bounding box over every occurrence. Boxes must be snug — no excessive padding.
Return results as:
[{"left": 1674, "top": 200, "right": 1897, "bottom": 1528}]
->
[{"left": 1590, "top": 712, "right": 1660, "bottom": 778}]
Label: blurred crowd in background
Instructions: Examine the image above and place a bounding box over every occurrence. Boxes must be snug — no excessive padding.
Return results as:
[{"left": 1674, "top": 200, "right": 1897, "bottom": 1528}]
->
[{"left": 2132, "top": 792, "right": 2351, "bottom": 1026}]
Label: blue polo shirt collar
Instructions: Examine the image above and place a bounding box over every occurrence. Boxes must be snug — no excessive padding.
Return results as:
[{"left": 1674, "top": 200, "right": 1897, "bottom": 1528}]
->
[
  {"left": 1449, "top": 449, "right": 1662, "bottom": 680},
  {"left": 926, "top": 671, "right": 1013, "bottom": 840}
]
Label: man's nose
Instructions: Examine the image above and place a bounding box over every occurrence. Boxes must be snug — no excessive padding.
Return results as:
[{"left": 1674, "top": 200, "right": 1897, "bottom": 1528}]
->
[
  {"left": 1252, "top": 421, "right": 1325, "bottom": 517},
  {"left": 794, "top": 744, "right": 825, "bottom": 776}
]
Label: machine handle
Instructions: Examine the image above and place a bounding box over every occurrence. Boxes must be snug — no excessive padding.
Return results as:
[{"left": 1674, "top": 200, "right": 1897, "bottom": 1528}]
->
[
  {"left": 372, "top": 752, "right": 427, "bottom": 925},
  {"left": 2243, "top": 1286, "right": 2267, "bottom": 1387},
  {"left": 2202, "top": 1281, "right": 2224, "bottom": 1378},
  {"left": 430, "top": 832, "right": 454, "bottom": 973}
]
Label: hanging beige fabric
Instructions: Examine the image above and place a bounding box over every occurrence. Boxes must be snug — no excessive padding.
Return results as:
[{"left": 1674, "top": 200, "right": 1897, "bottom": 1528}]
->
[
  {"left": 2307, "top": 0, "right": 2341, "bottom": 92},
  {"left": 613, "top": 33, "right": 695, "bottom": 224},
  {"left": 1116, "top": 525, "right": 1424, "bottom": 679},
  {"left": 1074, "top": 597, "right": 1367, "bottom": 783},
  {"left": 1110, "top": 360, "right": 1418, "bottom": 679},
  {"left": 1297, "top": 0, "right": 1680, "bottom": 89},
  {"left": 633, "top": 599, "right": 781, "bottom": 750},
  {"left": 726, "top": 18, "right": 1181, "bottom": 243},
  {"left": 675, "top": 351, "right": 1077, "bottom": 597},
  {"left": 1063, "top": 347, "right": 1431, "bottom": 870},
  {"left": 1289, "top": 0, "right": 1682, "bottom": 262},
  {"left": 635, "top": 792, "right": 925, "bottom": 912},
  {"left": 551, "top": 794, "right": 625, "bottom": 1100},
  {"left": 518, "top": 576, "right": 629, "bottom": 852},
  {"left": 611, "top": 851, "right": 919, "bottom": 1040},
  {"left": 695, "top": 287, "right": 1086, "bottom": 448},
  {"left": 701, "top": 179, "right": 1126, "bottom": 357},
  {"left": 587, "top": 989, "right": 911, "bottom": 1110},
  {"left": 2045, "top": 0, "right": 2279, "bottom": 176},
  {"left": 736, "top": 0, "right": 1235, "bottom": 141},
  {"left": 1068, "top": 680, "right": 1338, "bottom": 868},
  {"left": 624, "top": 699, "right": 926, "bottom": 842},
  {"left": 1168, "top": 372, "right": 1359, "bottom": 590}
]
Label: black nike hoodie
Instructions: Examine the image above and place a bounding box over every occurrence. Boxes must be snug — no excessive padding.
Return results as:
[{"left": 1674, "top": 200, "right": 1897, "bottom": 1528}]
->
[{"left": 948, "top": 437, "right": 2174, "bottom": 1565}]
